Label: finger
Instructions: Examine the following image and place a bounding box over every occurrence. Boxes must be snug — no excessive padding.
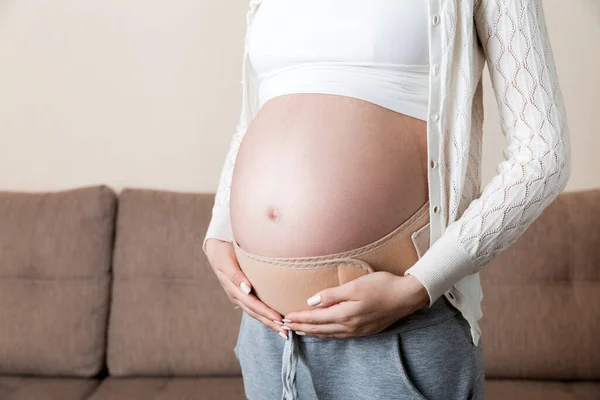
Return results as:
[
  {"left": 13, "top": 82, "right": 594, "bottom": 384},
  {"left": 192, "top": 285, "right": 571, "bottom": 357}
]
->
[
  {"left": 215, "top": 268, "right": 284, "bottom": 323},
  {"left": 234, "top": 299, "right": 289, "bottom": 339},
  {"left": 284, "top": 285, "right": 357, "bottom": 322},
  {"left": 218, "top": 246, "right": 253, "bottom": 295},
  {"left": 285, "top": 321, "right": 352, "bottom": 337},
  {"left": 211, "top": 244, "right": 285, "bottom": 324},
  {"left": 284, "top": 301, "right": 357, "bottom": 325},
  {"left": 214, "top": 269, "right": 241, "bottom": 304},
  {"left": 303, "top": 280, "right": 357, "bottom": 309}
]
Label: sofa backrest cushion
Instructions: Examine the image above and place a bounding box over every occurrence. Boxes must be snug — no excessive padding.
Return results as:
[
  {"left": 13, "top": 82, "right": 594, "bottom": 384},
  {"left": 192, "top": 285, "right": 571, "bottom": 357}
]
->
[
  {"left": 106, "top": 188, "right": 242, "bottom": 376},
  {"left": 479, "top": 188, "right": 600, "bottom": 380},
  {"left": 0, "top": 185, "right": 116, "bottom": 376}
]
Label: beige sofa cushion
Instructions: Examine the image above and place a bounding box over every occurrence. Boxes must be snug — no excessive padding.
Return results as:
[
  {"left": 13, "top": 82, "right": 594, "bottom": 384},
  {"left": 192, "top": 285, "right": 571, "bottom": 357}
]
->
[
  {"left": 86, "top": 377, "right": 245, "bottom": 400},
  {"left": 479, "top": 188, "right": 600, "bottom": 379},
  {"left": 106, "top": 188, "right": 242, "bottom": 376},
  {"left": 483, "top": 379, "right": 600, "bottom": 400},
  {"left": 0, "top": 376, "right": 100, "bottom": 400},
  {"left": 0, "top": 185, "right": 116, "bottom": 376}
]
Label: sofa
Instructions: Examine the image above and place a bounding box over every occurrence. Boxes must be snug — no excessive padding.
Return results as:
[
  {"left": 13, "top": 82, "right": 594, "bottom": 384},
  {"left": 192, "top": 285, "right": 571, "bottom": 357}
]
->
[{"left": 0, "top": 184, "right": 597, "bottom": 400}]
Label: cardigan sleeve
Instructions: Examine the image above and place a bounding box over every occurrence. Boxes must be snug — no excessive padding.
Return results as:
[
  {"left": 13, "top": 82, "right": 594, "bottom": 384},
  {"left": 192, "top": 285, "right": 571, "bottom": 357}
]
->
[
  {"left": 403, "top": 0, "right": 572, "bottom": 306},
  {"left": 202, "top": 116, "right": 247, "bottom": 255},
  {"left": 203, "top": 5, "right": 261, "bottom": 256},
  {"left": 202, "top": 53, "right": 252, "bottom": 255}
]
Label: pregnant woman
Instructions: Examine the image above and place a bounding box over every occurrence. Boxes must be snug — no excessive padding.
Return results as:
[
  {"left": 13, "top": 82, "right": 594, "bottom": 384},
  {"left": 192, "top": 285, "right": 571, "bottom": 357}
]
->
[{"left": 203, "top": 0, "right": 571, "bottom": 399}]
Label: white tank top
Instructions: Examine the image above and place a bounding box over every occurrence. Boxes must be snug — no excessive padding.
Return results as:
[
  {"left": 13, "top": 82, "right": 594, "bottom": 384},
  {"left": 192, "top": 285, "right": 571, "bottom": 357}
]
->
[{"left": 247, "top": 0, "right": 430, "bottom": 121}]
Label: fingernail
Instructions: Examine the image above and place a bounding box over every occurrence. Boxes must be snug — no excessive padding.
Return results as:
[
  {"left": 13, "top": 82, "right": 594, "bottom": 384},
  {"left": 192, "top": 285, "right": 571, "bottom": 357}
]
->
[
  {"left": 281, "top": 325, "right": 291, "bottom": 330},
  {"left": 233, "top": 305, "right": 240, "bottom": 309},
  {"left": 273, "top": 319, "right": 284, "bottom": 325},
  {"left": 296, "top": 331, "right": 306, "bottom": 335},
  {"left": 307, "top": 294, "right": 321, "bottom": 306},
  {"left": 240, "top": 281, "right": 251, "bottom": 295},
  {"left": 282, "top": 318, "right": 292, "bottom": 323},
  {"left": 278, "top": 331, "right": 288, "bottom": 340}
]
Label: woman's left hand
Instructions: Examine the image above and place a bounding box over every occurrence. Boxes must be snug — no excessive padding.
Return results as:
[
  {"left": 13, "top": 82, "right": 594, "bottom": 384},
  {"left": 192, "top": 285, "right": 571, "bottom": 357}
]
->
[{"left": 281, "top": 271, "right": 430, "bottom": 338}]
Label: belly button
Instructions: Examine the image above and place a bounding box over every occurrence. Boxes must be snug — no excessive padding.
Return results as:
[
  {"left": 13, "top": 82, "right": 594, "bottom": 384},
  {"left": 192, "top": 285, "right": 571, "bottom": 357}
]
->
[{"left": 266, "top": 206, "right": 280, "bottom": 222}]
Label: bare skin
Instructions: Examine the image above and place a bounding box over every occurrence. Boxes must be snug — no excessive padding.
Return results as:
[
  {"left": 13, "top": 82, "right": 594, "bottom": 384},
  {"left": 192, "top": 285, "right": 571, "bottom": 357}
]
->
[{"left": 206, "top": 93, "right": 430, "bottom": 338}]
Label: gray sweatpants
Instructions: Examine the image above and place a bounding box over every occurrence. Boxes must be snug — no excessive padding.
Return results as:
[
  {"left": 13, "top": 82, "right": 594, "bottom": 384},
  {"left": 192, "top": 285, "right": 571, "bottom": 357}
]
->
[{"left": 234, "top": 295, "right": 484, "bottom": 400}]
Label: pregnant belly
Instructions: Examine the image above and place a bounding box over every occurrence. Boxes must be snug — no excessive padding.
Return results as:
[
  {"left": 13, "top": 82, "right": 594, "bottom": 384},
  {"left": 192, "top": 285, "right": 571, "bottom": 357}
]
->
[{"left": 230, "top": 93, "right": 429, "bottom": 258}]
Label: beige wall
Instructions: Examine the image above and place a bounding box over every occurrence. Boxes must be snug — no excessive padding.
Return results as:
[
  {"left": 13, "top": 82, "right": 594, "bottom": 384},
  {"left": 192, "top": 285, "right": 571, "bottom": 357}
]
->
[{"left": 0, "top": 0, "right": 598, "bottom": 194}]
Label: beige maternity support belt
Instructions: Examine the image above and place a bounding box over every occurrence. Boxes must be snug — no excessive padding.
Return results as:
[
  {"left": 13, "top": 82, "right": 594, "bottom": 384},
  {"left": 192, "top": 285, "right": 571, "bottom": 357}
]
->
[{"left": 232, "top": 199, "right": 431, "bottom": 317}]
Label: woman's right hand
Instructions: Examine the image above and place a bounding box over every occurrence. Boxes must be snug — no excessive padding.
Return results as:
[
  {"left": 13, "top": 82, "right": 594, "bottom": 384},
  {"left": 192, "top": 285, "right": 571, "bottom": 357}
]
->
[{"left": 204, "top": 238, "right": 289, "bottom": 338}]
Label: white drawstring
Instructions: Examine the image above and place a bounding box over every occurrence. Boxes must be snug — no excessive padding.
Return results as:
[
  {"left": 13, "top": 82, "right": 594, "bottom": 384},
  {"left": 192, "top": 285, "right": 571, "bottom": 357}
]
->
[{"left": 281, "top": 330, "right": 300, "bottom": 399}]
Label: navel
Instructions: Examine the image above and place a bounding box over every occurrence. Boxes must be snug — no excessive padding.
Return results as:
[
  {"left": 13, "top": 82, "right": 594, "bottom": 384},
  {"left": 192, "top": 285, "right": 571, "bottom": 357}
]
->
[{"left": 266, "top": 206, "right": 281, "bottom": 222}]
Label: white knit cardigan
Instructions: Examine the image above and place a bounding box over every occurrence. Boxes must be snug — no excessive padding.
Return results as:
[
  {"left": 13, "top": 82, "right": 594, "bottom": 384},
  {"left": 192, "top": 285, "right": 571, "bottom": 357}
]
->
[{"left": 203, "top": 0, "right": 571, "bottom": 346}]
